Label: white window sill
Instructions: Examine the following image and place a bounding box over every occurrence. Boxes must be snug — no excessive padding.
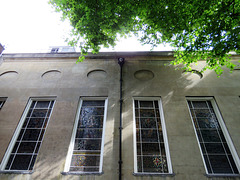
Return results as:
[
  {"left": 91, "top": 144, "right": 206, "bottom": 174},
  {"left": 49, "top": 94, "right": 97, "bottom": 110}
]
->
[
  {"left": 133, "top": 172, "right": 175, "bottom": 176},
  {"left": 61, "top": 171, "right": 103, "bottom": 175},
  {"left": 205, "top": 173, "right": 240, "bottom": 178},
  {"left": 0, "top": 170, "right": 34, "bottom": 174}
]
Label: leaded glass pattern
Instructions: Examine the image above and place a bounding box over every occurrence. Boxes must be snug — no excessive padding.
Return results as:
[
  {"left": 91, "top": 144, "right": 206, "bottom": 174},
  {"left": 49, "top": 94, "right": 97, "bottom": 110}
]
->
[
  {"left": 134, "top": 100, "right": 169, "bottom": 173},
  {"left": 69, "top": 100, "right": 105, "bottom": 172},
  {"left": 5, "top": 100, "right": 55, "bottom": 171},
  {"left": 188, "top": 100, "right": 239, "bottom": 175}
]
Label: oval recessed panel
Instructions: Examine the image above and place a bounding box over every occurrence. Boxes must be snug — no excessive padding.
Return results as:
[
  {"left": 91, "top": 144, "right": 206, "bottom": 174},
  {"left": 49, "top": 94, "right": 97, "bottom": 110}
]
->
[
  {"left": 42, "top": 70, "right": 62, "bottom": 80},
  {"left": 134, "top": 70, "right": 154, "bottom": 81},
  {"left": 87, "top": 69, "right": 107, "bottom": 80},
  {"left": 182, "top": 70, "right": 203, "bottom": 79},
  {"left": 0, "top": 71, "right": 18, "bottom": 79}
]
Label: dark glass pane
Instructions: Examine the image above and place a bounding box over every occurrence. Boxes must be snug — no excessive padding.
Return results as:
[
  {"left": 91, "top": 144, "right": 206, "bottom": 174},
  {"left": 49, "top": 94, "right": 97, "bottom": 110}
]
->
[
  {"left": 209, "top": 155, "right": 232, "bottom": 173},
  {"left": 136, "top": 129, "right": 140, "bottom": 142},
  {"left": 10, "top": 155, "right": 32, "bottom": 170},
  {"left": 29, "top": 155, "right": 37, "bottom": 170},
  {"left": 158, "top": 132, "right": 164, "bottom": 142},
  {"left": 27, "top": 109, "right": 33, "bottom": 117},
  {"left": 207, "top": 101, "right": 213, "bottom": 108},
  {"left": 192, "top": 101, "right": 208, "bottom": 109},
  {"left": 81, "top": 107, "right": 104, "bottom": 116},
  {"left": 31, "top": 109, "right": 48, "bottom": 118},
  {"left": 138, "top": 143, "right": 160, "bottom": 155},
  {"left": 71, "top": 155, "right": 100, "bottom": 167},
  {"left": 194, "top": 109, "right": 211, "bottom": 118},
  {"left": 154, "top": 101, "right": 159, "bottom": 108},
  {"left": 135, "top": 109, "right": 139, "bottom": 117},
  {"left": 200, "top": 143, "right": 206, "bottom": 154},
  {"left": 22, "top": 129, "right": 41, "bottom": 141},
  {"left": 76, "top": 129, "right": 102, "bottom": 139},
  {"left": 39, "top": 129, "right": 45, "bottom": 140},
  {"left": 201, "top": 130, "right": 221, "bottom": 142},
  {"left": 204, "top": 143, "right": 225, "bottom": 154},
  {"left": 139, "top": 109, "right": 155, "bottom": 117},
  {"left": 203, "top": 155, "right": 212, "bottom": 174},
  {"left": 5, "top": 154, "right": 14, "bottom": 170},
  {"left": 27, "top": 118, "right": 45, "bottom": 128},
  {"left": 30, "top": 101, "right": 36, "bottom": 108},
  {"left": 140, "top": 101, "right": 153, "bottom": 108},
  {"left": 47, "top": 110, "right": 51, "bottom": 117},
  {"left": 43, "top": 118, "right": 48, "bottom": 128},
  {"left": 35, "top": 101, "right": 50, "bottom": 108},
  {"left": 187, "top": 101, "right": 193, "bottom": 109},
  {"left": 139, "top": 118, "right": 157, "bottom": 129},
  {"left": 160, "top": 143, "right": 166, "bottom": 156},
  {"left": 79, "top": 115, "right": 103, "bottom": 128},
  {"left": 196, "top": 130, "right": 203, "bottom": 142},
  {"left": 155, "top": 109, "right": 160, "bottom": 117},
  {"left": 17, "top": 129, "right": 24, "bottom": 141},
  {"left": 135, "top": 118, "right": 140, "bottom": 128},
  {"left": 197, "top": 117, "right": 219, "bottom": 129},
  {"left": 12, "top": 142, "right": 19, "bottom": 153},
  {"left": 82, "top": 100, "right": 104, "bottom": 107},
  {"left": 22, "top": 118, "right": 29, "bottom": 128},
  {"left": 228, "top": 155, "right": 239, "bottom": 174},
  {"left": 218, "top": 130, "right": 227, "bottom": 142},
  {"left": 134, "top": 100, "right": 139, "bottom": 108},
  {"left": 223, "top": 143, "right": 231, "bottom": 154},
  {"left": 50, "top": 101, "right": 54, "bottom": 108},
  {"left": 17, "top": 142, "right": 36, "bottom": 153},
  {"left": 74, "top": 139, "right": 101, "bottom": 151},
  {"left": 137, "top": 156, "right": 143, "bottom": 172},
  {"left": 141, "top": 130, "right": 158, "bottom": 142},
  {"left": 192, "top": 117, "right": 199, "bottom": 128},
  {"left": 35, "top": 142, "right": 41, "bottom": 154},
  {"left": 70, "top": 166, "right": 99, "bottom": 172}
]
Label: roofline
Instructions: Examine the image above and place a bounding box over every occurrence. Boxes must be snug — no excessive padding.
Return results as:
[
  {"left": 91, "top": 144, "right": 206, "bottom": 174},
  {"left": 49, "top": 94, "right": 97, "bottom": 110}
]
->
[
  {"left": 2, "top": 51, "right": 175, "bottom": 60},
  {"left": 2, "top": 51, "right": 240, "bottom": 61}
]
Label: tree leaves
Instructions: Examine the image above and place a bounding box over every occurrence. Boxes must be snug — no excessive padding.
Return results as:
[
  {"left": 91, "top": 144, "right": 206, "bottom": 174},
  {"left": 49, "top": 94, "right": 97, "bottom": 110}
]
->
[{"left": 50, "top": 0, "right": 240, "bottom": 75}]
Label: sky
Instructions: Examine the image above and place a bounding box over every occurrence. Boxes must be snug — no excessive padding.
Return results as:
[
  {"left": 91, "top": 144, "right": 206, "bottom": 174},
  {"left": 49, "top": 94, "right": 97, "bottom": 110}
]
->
[{"left": 0, "top": 0, "right": 172, "bottom": 53}]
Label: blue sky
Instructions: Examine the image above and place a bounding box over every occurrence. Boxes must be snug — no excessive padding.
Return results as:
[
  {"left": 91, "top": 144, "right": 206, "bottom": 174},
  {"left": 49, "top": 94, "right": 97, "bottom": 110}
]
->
[{"left": 0, "top": 0, "right": 172, "bottom": 53}]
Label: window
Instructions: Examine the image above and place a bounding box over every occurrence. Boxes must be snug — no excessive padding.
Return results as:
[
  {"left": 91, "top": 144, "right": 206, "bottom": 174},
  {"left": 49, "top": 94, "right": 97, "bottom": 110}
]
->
[
  {"left": 63, "top": 98, "right": 108, "bottom": 174},
  {"left": 187, "top": 97, "right": 240, "bottom": 176},
  {"left": 50, "top": 48, "right": 59, "bottom": 53},
  {"left": 133, "top": 98, "right": 172, "bottom": 174},
  {"left": 0, "top": 98, "right": 55, "bottom": 173},
  {"left": 0, "top": 98, "right": 7, "bottom": 110}
]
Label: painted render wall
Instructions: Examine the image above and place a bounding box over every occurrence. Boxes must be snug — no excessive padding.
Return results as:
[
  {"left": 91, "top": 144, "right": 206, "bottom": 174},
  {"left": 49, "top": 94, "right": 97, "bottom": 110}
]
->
[{"left": 0, "top": 52, "right": 240, "bottom": 180}]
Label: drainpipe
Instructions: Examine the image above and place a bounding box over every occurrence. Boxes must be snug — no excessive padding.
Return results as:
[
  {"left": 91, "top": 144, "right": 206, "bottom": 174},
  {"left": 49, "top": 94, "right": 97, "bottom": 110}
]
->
[{"left": 118, "top": 57, "right": 124, "bottom": 180}]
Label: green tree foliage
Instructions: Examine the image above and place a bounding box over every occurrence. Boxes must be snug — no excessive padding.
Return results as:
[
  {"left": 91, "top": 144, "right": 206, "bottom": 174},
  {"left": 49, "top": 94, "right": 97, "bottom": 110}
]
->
[{"left": 50, "top": 0, "right": 240, "bottom": 74}]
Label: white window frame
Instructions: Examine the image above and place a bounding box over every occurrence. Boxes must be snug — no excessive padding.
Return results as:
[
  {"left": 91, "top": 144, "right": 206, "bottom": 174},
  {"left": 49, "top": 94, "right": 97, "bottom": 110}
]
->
[
  {"left": 0, "top": 97, "right": 56, "bottom": 173},
  {"left": 187, "top": 97, "right": 240, "bottom": 176},
  {"left": 63, "top": 97, "right": 108, "bottom": 174},
  {"left": 133, "top": 97, "right": 173, "bottom": 175}
]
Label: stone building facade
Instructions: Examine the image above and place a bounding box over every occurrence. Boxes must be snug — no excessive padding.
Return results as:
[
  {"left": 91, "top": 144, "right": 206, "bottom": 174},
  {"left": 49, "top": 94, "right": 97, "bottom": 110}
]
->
[{"left": 0, "top": 51, "right": 240, "bottom": 180}]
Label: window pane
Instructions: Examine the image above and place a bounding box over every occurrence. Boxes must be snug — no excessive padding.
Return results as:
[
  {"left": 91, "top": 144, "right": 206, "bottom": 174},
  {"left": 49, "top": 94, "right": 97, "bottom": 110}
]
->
[
  {"left": 71, "top": 155, "right": 100, "bottom": 167},
  {"left": 134, "top": 99, "right": 170, "bottom": 173},
  {"left": 69, "top": 99, "right": 106, "bottom": 173},
  {"left": 4, "top": 99, "right": 54, "bottom": 171},
  {"left": 188, "top": 99, "right": 239, "bottom": 175},
  {"left": 74, "top": 139, "right": 101, "bottom": 151},
  {"left": 17, "top": 142, "right": 37, "bottom": 153},
  {"left": 10, "top": 155, "right": 32, "bottom": 170}
]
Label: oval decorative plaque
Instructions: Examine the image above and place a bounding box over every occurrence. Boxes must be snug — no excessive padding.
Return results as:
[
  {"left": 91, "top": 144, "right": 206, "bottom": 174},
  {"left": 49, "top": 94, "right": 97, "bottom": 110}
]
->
[
  {"left": 41, "top": 70, "right": 62, "bottom": 80},
  {"left": 87, "top": 69, "right": 107, "bottom": 80},
  {"left": 134, "top": 70, "right": 154, "bottom": 81}
]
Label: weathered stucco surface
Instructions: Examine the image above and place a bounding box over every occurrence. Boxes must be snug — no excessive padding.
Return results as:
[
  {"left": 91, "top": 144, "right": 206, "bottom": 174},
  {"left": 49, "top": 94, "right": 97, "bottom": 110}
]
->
[{"left": 0, "top": 52, "right": 240, "bottom": 180}]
